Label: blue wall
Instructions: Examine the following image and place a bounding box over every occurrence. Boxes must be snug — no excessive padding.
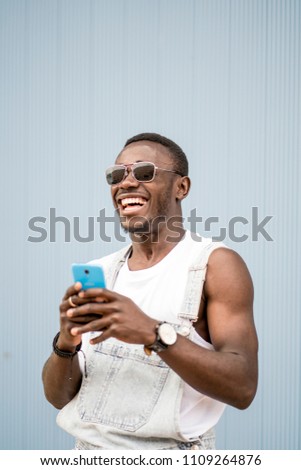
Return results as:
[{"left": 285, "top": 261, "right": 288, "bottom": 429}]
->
[{"left": 1, "top": 0, "right": 300, "bottom": 449}]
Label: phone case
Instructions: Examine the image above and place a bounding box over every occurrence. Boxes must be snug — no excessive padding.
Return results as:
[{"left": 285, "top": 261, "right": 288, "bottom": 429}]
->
[{"left": 72, "top": 264, "right": 106, "bottom": 290}]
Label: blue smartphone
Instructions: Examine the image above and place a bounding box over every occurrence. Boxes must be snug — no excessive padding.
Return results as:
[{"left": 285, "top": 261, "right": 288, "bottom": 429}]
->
[{"left": 72, "top": 264, "right": 106, "bottom": 290}]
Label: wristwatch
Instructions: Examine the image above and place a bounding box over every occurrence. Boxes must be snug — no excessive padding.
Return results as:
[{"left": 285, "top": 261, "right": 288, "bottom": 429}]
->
[{"left": 144, "top": 322, "right": 177, "bottom": 355}]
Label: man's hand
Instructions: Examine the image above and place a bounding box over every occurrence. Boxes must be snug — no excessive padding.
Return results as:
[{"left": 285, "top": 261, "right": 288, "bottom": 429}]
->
[
  {"left": 58, "top": 282, "right": 107, "bottom": 351},
  {"left": 66, "top": 288, "right": 158, "bottom": 346}
]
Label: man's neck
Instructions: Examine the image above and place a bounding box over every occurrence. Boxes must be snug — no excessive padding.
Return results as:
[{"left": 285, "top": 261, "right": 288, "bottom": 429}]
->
[{"left": 128, "top": 226, "right": 186, "bottom": 270}]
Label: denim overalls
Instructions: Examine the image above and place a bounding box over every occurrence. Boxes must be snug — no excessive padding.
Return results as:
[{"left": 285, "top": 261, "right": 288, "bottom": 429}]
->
[{"left": 57, "top": 240, "right": 225, "bottom": 450}]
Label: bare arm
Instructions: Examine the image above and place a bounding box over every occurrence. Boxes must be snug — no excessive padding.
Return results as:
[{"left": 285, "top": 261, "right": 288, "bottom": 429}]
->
[
  {"left": 42, "top": 351, "right": 82, "bottom": 410},
  {"left": 159, "top": 248, "right": 258, "bottom": 409},
  {"left": 42, "top": 283, "right": 92, "bottom": 409}
]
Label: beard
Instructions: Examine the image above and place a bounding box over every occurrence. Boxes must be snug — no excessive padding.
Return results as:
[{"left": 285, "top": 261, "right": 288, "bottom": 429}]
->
[{"left": 120, "top": 216, "right": 150, "bottom": 234}]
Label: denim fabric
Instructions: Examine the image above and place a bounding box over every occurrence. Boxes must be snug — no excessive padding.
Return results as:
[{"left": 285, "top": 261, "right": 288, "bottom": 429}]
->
[
  {"left": 77, "top": 340, "right": 170, "bottom": 432},
  {"left": 176, "top": 428, "right": 215, "bottom": 450},
  {"left": 74, "top": 428, "right": 215, "bottom": 450},
  {"left": 57, "top": 237, "right": 225, "bottom": 450}
]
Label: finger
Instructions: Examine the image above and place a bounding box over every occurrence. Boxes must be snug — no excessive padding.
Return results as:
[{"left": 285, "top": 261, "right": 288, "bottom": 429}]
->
[
  {"left": 61, "top": 295, "right": 94, "bottom": 311},
  {"left": 66, "top": 302, "right": 116, "bottom": 319},
  {"left": 78, "top": 288, "right": 118, "bottom": 302},
  {"left": 62, "top": 283, "right": 82, "bottom": 301},
  {"left": 67, "top": 314, "right": 103, "bottom": 324},
  {"left": 89, "top": 328, "right": 112, "bottom": 345},
  {"left": 70, "top": 315, "right": 111, "bottom": 336}
]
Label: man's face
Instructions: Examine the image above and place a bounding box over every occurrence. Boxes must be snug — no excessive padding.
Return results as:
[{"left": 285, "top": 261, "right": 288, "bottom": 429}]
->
[{"left": 109, "top": 141, "right": 181, "bottom": 235}]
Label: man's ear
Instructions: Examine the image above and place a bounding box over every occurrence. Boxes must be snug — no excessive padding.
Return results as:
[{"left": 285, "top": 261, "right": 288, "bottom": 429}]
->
[{"left": 176, "top": 176, "right": 191, "bottom": 201}]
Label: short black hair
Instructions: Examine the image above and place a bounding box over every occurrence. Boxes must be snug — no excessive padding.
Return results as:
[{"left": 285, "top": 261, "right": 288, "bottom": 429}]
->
[{"left": 124, "top": 132, "right": 189, "bottom": 176}]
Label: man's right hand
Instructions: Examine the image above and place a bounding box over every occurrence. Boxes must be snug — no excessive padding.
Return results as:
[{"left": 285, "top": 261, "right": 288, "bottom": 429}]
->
[{"left": 58, "top": 282, "right": 102, "bottom": 351}]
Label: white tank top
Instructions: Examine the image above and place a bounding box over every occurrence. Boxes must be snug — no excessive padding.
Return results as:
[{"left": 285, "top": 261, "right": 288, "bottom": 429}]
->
[{"left": 85, "top": 231, "right": 226, "bottom": 438}]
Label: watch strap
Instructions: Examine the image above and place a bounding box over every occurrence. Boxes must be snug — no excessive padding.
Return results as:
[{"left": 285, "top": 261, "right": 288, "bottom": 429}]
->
[{"left": 144, "top": 322, "right": 172, "bottom": 356}]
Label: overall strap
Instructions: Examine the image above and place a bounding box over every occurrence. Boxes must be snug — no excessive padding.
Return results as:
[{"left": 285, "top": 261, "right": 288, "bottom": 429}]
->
[
  {"left": 106, "top": 245, "right": 132, "bottom": 289},
  {"left": 177, "top": 241, "right": 227, "bottom": 336}
]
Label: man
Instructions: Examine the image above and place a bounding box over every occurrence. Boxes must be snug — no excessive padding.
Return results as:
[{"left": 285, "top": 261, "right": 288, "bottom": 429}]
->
[{"left": 42, "top": 133, "right": 258, "bottom": 450}]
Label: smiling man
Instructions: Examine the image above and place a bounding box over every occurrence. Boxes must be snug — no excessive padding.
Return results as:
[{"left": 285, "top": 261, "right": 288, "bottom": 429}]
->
[{"left": 42, "top": 133, "right": 258, "bottom": 450}]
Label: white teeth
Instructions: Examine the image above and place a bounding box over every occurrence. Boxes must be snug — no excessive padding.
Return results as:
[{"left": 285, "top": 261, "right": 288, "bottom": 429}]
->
[{"left": 121, "top": 197, "right": 147, "bottom": 207}]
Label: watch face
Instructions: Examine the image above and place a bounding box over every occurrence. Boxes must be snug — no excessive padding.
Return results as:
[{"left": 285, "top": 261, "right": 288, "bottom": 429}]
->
[{"left": 158, "top": 323, "right": 177, "bottom": 346}]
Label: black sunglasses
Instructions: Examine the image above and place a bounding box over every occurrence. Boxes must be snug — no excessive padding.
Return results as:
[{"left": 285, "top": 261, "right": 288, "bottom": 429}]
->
[{"left": 105, "top": 161, "right": 182, "bottom": 185}]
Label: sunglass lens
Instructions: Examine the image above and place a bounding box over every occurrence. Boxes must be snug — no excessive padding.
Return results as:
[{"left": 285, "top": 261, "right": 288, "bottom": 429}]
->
[
  {"left": 106, "top": 166, "right": 125, "bottom": 185},
  {"left": 133, "top": 163, "right": 155, "bottom": 182}
]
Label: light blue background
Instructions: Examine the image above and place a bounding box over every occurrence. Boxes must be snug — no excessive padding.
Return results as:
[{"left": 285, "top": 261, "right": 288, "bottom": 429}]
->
[{"left": 0, "top": 0, "right": 300, "bottom": 449}]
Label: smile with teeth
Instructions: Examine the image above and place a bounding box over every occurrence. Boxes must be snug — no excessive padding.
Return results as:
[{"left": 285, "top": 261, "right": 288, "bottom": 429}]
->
[{"left": 120, "top": 197, "right": 147, "bottom": 209}]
